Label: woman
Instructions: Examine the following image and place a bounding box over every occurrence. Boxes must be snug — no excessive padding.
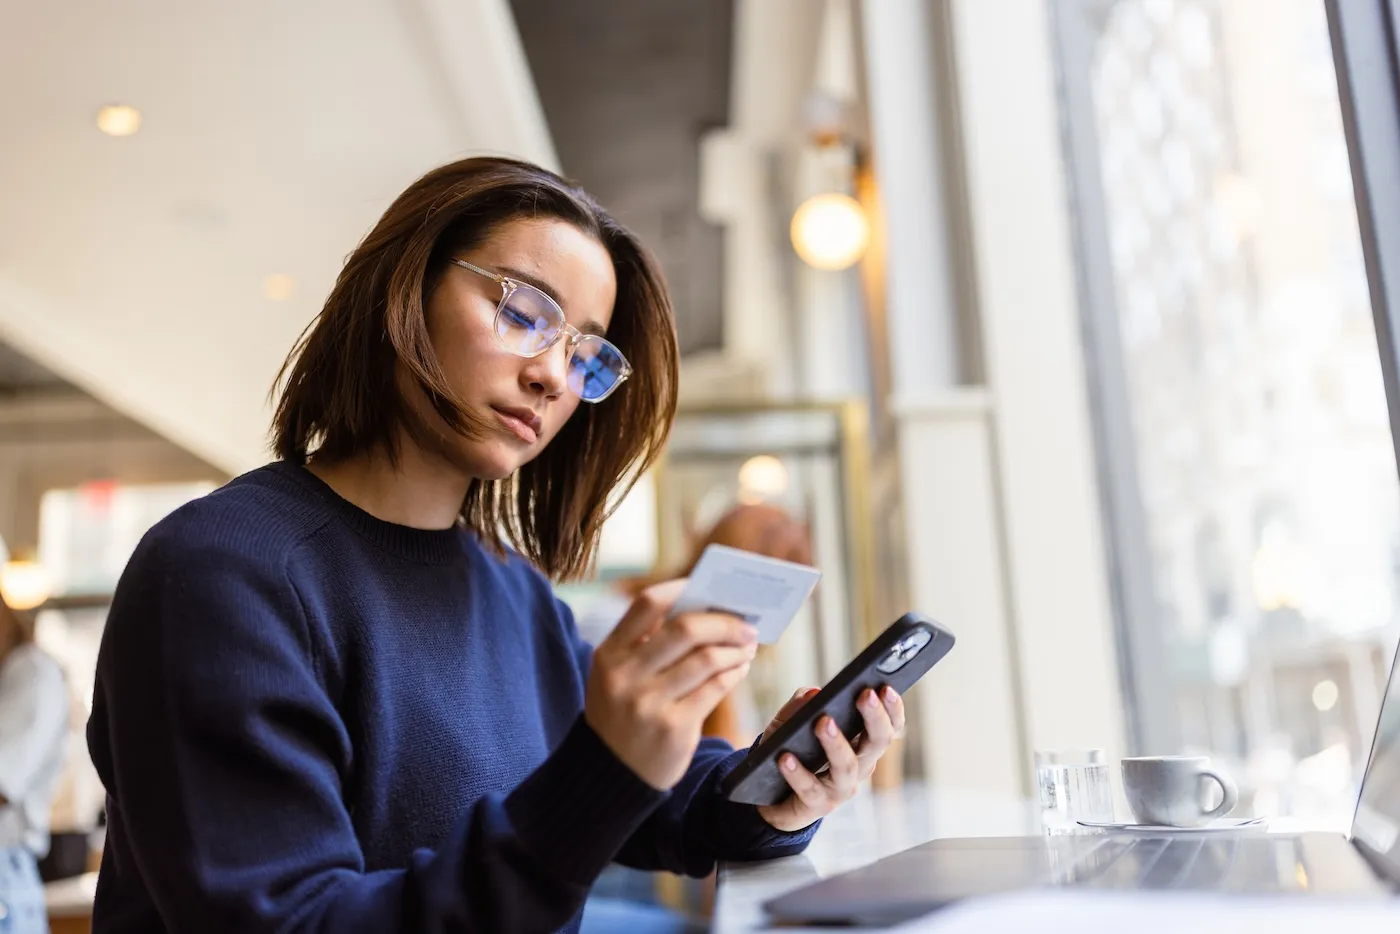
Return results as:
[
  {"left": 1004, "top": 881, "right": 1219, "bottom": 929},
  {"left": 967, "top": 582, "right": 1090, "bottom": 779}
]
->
[
  {"left": 86, "top": 157, "right": 905, "bottom": 934},
  {"left": 0, "top": 590, "right": 70, "bottom": 934}
]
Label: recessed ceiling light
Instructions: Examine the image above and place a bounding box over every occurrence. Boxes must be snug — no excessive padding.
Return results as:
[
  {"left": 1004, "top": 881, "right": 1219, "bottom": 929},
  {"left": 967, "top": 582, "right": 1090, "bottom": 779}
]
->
[
  {"left": 263, "top": 274, "right": 296, "bottom": 302},
  {"left": 96, "top": 104, "right": 142, "bottom": 137}
]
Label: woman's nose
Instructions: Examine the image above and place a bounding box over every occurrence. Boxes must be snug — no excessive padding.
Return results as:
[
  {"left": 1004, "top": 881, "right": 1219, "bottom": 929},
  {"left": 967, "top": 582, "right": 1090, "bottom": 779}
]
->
[{"left": 522, "top": 337, "right": 571, "bottom": 398}]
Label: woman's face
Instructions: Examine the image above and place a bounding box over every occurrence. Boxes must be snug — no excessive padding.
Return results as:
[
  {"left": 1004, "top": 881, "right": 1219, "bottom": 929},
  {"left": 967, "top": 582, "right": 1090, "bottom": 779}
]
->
[{"left": 422, "top": 217, "right": 618, "bottom": 480}]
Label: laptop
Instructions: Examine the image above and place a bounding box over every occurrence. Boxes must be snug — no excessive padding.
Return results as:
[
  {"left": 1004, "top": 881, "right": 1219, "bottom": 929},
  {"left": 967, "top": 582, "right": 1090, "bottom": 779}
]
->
[{"left": 764, "top": 638, "right": 1400, "bottom": 927}]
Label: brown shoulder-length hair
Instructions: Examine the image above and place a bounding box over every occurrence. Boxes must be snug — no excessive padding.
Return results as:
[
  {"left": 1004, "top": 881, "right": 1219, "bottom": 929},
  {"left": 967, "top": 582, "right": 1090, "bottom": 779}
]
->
[{"left": 271, "top": 157, "right": 679, "bottom": 581}]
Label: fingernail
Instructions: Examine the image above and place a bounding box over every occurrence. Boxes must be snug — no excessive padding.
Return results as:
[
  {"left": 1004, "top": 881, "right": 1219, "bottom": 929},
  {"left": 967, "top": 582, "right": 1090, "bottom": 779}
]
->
[
  {"left": 883, "top": 686, "right": 898, "bottom": 704},
  {"left": 781, "top": 754, "right": 797, "bottom": 772},
  {"left": 862, "top": 689, "right": 878, "bottom": 708},
  {"left": 823, "top": 717, "right": 838, "bottom": 737},
  {"left": 742, "top": 625, "right": 760, "bottom": 643}
]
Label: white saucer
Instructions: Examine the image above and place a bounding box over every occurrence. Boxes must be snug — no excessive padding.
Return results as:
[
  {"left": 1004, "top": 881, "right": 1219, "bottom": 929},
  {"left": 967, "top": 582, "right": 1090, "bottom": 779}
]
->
[{"left": 1075, "top": 817, "right": 1269, "bottom": 834}]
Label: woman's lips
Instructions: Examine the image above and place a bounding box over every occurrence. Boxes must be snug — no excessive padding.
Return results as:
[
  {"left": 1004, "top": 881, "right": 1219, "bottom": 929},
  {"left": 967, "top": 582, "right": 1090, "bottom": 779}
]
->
[{"left": 492, "top": 406, "right": 540, "bottom": 444}]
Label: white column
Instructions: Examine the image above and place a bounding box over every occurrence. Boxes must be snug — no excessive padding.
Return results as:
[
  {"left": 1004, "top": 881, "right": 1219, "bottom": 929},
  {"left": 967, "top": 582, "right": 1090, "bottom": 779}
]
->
[
  {"left": 893, "top": 391, "right": 1028, "bottom": 793},
  {"left": 948, "top": 0, "right": 1127, "bottom": 766},
  {"left": 861, "top": 0, "right": 1026, "bottom": 794},
  {"left": 860, "top": 0, "right": 962, "bottom": 391}
]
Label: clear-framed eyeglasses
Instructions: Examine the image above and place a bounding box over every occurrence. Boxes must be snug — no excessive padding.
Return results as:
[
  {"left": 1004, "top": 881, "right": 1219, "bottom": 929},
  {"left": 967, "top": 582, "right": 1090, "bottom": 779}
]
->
[{"left": 451, "top": 258, "right": 633, "bottom": 403}]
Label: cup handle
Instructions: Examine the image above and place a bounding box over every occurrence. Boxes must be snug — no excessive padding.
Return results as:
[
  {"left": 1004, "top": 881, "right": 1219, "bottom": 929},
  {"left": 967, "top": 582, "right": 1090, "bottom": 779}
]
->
[{"left": 1199, "top": 768, "right": 1238, "bottom": 820}]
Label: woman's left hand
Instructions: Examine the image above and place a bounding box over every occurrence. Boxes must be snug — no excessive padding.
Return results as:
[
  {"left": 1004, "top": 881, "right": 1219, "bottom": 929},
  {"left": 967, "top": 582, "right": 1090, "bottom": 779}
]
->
[{"left": 755, "top": 685, "right": 906, "bottom": 832}]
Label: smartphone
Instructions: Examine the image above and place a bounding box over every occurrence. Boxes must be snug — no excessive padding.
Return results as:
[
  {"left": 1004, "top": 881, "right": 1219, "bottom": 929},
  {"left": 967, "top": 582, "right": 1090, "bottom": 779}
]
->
[{"left": 719, "top": 613, "right": 955, "bottom": 806}]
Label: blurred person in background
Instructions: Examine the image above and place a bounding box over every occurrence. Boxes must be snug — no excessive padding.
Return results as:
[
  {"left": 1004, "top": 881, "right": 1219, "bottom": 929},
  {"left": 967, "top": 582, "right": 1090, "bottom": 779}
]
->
[
  {"left": 85, "top": 157, "right": 904, "bottom": 934},
  {"left": 37, "top": 675, "right": 106, "bottom": 885},
  {"left": 0, "top": 591, "right": 70, "bottom": 934}
]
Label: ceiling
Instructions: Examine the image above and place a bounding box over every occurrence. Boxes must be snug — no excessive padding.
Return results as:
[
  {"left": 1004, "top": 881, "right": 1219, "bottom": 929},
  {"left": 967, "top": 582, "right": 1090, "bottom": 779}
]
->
[
  {"left": 0, "top": 0, "right": 553, "bottom": 472},
  {"left": 511, "top": 0, "right": 732, "bottom": 355},
  {"left": 0, "top": 336, "right": 68, "bottom": 394}
]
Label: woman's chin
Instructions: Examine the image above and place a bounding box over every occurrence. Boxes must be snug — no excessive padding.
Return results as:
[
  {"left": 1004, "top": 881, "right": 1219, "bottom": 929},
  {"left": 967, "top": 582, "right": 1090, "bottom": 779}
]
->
[{"left": 458, "top": 439, "right": 532, "bottom": 482}]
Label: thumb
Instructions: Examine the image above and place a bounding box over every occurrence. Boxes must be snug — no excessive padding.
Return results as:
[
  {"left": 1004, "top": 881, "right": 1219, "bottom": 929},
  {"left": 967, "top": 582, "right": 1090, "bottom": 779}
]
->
[
  {"left": 762, "top": 687, "right": 821, "bottom": 741},
  {"left": 606, "top": 578, "right": 687, "bottom": 648}
]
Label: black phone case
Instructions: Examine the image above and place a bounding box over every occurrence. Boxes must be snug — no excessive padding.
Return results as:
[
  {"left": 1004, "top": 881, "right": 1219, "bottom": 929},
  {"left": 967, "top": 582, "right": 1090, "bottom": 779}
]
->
[{"left": 719, "top": 613, "right": 955, "bottom": 806}]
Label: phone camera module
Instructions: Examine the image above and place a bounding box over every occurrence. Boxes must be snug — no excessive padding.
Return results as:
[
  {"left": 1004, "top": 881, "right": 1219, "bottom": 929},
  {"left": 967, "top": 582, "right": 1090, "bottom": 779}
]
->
[{"left": 876, "top": 629, "right": 933, "bottom": 673}]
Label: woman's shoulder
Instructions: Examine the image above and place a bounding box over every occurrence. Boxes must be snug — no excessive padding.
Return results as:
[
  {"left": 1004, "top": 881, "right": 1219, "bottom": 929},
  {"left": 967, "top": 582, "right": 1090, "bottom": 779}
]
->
[
  {"left": 105, "top": 467, "right": 351, "bottom": 664},
  {"left": 133, "top": 462, "right": 341, "bottom": 574}
]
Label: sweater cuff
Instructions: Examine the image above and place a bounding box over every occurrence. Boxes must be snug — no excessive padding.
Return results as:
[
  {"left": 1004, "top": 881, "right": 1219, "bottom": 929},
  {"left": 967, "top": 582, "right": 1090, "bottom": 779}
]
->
[
  {"left": 705, "top": 746, "right": 822, "bottom": 857},
  {"left": 504, "top": 715, "right": 666, "bottom": 885}
]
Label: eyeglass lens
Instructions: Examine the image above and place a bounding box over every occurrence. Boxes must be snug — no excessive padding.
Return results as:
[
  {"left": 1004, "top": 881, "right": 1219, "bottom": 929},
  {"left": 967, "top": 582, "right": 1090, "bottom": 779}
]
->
[{"left": 494, "top": 284, "right": 628, "bottom": 401}]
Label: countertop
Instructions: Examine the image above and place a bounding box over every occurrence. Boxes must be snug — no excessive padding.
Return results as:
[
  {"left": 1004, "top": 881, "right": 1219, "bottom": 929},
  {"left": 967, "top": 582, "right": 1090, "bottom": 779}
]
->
[{"left": 714, "top": 782, "right": 1037, "bottom": 933}]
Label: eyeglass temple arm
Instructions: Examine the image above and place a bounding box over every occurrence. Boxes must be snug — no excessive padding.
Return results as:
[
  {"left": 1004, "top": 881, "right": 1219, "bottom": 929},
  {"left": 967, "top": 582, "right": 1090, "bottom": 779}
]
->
[{"left": 452, "top": 259, "right": 507, "bottom": 284}]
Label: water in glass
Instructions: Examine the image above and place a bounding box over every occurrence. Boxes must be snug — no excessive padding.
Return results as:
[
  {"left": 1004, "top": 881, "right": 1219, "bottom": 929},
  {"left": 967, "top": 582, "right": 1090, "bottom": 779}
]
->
[{"left": 1035, "top": 749, "right": 1114, "bottom": 834}]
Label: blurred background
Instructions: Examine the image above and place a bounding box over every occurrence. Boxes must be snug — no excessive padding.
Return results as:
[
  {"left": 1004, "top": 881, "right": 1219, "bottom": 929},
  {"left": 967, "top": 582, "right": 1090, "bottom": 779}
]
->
[{"left": 2, "top": 0, "right": 1398, "bottom": 897}]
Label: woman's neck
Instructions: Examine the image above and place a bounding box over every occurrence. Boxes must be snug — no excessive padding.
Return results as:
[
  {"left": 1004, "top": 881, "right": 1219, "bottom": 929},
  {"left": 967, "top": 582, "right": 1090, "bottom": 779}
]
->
[{"left": 306, "top": 438, "right": 471, "bottom": 531}]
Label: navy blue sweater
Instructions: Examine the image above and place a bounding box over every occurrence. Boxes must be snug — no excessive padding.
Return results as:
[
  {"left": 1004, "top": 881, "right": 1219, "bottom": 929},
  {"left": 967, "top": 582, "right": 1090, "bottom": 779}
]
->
[{"left": 86, "top": 462, "right": 815, "bottom": 933}]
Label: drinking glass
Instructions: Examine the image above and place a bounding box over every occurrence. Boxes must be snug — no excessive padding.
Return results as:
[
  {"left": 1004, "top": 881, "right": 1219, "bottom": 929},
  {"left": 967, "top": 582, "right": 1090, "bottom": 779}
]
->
[{"left": 1035, "top": 748, "right": 1114, "bottom": 834}]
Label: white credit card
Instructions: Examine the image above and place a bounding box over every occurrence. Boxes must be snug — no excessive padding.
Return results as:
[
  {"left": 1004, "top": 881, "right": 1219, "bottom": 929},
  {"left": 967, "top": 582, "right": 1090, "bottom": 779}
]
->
[{"left": 670, "top": 544, "right": 821, "bottom": 644}]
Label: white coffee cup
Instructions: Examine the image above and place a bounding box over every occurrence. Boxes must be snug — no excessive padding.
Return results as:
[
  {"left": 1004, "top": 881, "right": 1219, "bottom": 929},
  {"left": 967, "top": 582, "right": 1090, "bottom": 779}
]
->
[{"left": 1121, "top": 755, "right": 1238, "bottom": 827}]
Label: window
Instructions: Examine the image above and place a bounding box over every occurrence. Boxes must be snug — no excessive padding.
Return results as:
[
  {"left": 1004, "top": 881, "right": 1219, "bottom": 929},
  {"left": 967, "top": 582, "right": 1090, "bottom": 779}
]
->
[
  {"left": 38, "top": 480, "right": 217, "bottom": 597},
  {"left": 1056, "top": 0, "right": 1400, "bottom": 826}
]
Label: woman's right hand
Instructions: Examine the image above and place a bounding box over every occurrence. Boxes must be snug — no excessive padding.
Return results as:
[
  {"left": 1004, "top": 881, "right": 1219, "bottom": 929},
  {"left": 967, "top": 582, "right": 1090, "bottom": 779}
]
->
[{"left": 584, "top": 579, "right": 758, "bottom": 790}]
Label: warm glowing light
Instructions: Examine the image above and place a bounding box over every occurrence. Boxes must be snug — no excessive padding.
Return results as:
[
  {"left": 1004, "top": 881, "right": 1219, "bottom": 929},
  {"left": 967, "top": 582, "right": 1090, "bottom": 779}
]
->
[
  {"left": 738, "top": 455, "right": 790, "bottom": 500},
  {"left": 96, "top": 104, "right": 142, "bottom": 137},
  {"left": 0, "top": 557, "right": 52, "bottom": 611},
  {"left": 790, "top": 193, "right": 869, "bottom": 270}
]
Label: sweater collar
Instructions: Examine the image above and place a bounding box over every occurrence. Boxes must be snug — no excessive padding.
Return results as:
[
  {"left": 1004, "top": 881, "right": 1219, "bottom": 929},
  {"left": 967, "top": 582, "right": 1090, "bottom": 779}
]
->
[{"left": 266, "top": 461, "right": 468, "bottom": 565}]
